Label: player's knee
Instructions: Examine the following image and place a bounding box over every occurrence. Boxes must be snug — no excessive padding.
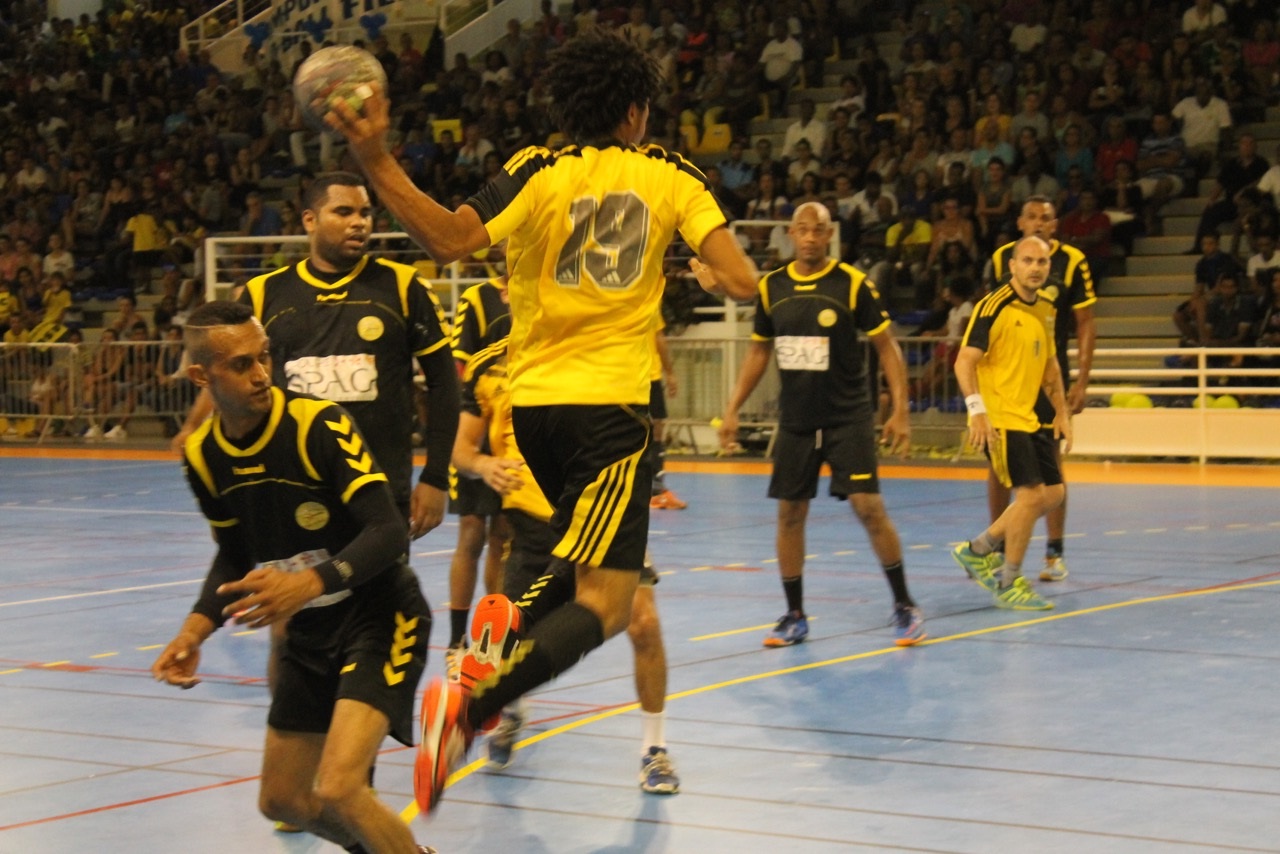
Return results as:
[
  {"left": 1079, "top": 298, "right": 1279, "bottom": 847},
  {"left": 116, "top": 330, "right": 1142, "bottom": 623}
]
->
[
  {"left": 626, "top": 600, "right": 661, "bottom": 650},
  {"left": 455, "top": 514, "right": 486, "bottom": 556},
  {"left": 1043, "top": 483, "right": 1065, "bottom": 512},
  {"left": 777, "top": 501, "right": 808, "bottom": 529},
  {"left": 850, "top": 495, "right": 888, "bottom": 529},
  {"left": 310, "top": 768, "right": 365, "bottom": 819},
  {"left": 258, "top": 786, "right": 305, "bottom": 824}
]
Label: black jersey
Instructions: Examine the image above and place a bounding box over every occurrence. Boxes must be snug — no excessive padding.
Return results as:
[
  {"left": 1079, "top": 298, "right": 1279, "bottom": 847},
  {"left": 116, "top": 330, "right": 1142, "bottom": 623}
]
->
[
  {"left": 182, "top": 387, "right": 413, "bottom": 632},
  {"left": 451, "top": 278, "right": 511, "bottom": 363},
  {"left": 241, "top": 256, "right": 451, "bottom": 505},
  {"left": 752, "top": 259, "right": 892, "bottom": 431}
]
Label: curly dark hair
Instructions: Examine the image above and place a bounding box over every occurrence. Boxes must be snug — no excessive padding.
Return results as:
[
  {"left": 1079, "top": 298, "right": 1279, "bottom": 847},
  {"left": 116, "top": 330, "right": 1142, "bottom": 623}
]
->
[{"left": 544, "top": 29, "right": 660, "bottom": 143}]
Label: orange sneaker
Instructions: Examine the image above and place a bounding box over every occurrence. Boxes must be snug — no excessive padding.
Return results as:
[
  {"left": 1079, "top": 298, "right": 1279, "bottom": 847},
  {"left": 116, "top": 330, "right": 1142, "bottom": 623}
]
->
[
  {"left": 460, "top": 594, "right": 523, "bottom": 691},
  {"left": 649, "top": 489, "right": 688, "bottom": 510},
  {"left": 414, "top": 677, "right": 474, "bottom": 815}
]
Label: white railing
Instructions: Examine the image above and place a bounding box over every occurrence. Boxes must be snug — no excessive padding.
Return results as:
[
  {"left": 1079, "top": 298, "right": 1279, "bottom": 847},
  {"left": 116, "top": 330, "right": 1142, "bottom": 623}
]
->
[
  {"left": 0, "top": 342, "right": 194, "bottom": 442},
  {"left": 202, "top": 232, "right": 495, "bottom": 316}
]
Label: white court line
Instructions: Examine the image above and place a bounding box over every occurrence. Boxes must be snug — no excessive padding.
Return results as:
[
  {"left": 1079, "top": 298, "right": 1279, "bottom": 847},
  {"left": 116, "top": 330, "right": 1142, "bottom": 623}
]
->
[
  {"left": 0, "top": 505, "right": 199, "bottom": 517},
  {"left": 0, "top": 461, "right": 173, "bottom": 478},
  {"left": 0, "top": 579, "right": 201, "bottom": 608},
  {"left": 413, "top": 549, "right": 455, "bottom": 557}
]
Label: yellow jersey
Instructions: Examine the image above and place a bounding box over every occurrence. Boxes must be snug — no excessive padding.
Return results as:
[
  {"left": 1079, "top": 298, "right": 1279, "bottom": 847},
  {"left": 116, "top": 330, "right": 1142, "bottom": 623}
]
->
[
  {"left": 960, "top": 284, "right": 1057, "bottom": 432},
  {"left": 467, "top": 142, "right": 727, "bottom": 406}
]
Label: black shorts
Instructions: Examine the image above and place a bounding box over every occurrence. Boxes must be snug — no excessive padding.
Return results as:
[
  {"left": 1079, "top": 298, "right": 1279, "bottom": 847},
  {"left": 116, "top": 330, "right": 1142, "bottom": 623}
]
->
[
  {"left": 267, "top": 564, "right": 430, "bottom": 747},
  {"left": 768, "top": 419, "right": 880, "bottom": 501},
  {"left": 987, "top": 428, "right": 1062, "bottom": 489},
  {"left": 648, "top": 379, "right": 668, "bottom": 421},
  {"left": 511, "top": 404, "right": 652, "bottom": 570},
  {"left": 448, "top": 466, "right": 503, "bottom": 517},
  {"left": 502, "top": 509, "right": 658, "bottom": 616}
]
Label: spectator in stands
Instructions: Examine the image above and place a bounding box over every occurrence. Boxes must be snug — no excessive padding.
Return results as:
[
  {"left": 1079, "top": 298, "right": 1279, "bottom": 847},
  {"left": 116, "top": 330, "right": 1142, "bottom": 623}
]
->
[
  {"left": 1174, "top": 232, "right": 1240, "bottom": 344},
  {"left": 865, "top": 138, "right": 899, "bottom": 188},
  {"left": 1009, "top": 7, "right": 1047, "bottom": 57},
  {"left": 1086, "top": 58, "right": 1128, "bottom": 120},
  {"left": 1195, "top": 270, "right": 1257, "bottom": 372},
  {"left": 1136, "top": 112, "right": 1191, "bottom": 230},
  {"left": 1241, "top": 20, "right": 1280, "bottom": 98},
  {"left": 783, "top": 99, "right": 827, "bottom": 162},
  {"left": 926, "top": 196, "right": 977, "bottom": 273},
  {"left": 785, "top": 140, "right": 821, "bottom": 196},
  {"left": 899, "top": 168, "right": 938, "bottom": 221},
  {"left": 682, "top": 54, "right": 729, "bottom": 129},
  {"left": 495, "top": 95, "right": 534, "bottom": 159},
  {"left": 831, "top": 74, "right": 865, "bottom": 123},
  {"left": 81, "top": 326, "right": 124, "bottom": 441},
  {"left": 1011, "top": 155, "right": 1060, "bottom": 209},
  {"left": 884, "top": 207, "right": 933, "bottom": 308},
  {"left": 971, "top": 113, "right": 1016, "bottom": 181},
  {"left": 239, "top": 191, "right": 282, "bottom": 240},
  {"left": 758, "top": 19, "right": 802, "bottom": 115},
  {"left": 721, "top": 53, "right": 762, "bottom": 139},
  {"left": 935, "top": 128, "right": 973, "bottom": 187},
  {"left": 716, "top": 138, "right": 756, "bottom": 204},
  {"left": 1172, "top": 77, "right": 1233, "bottom": 176},
  {"left": 974, "top": 92, "right": 1012, "bottom": 145},
  {"left": 42, "top": 234, "right": 76, "bottom": 282},
  {"left": 12, "top": 239, "right": 41, "bottom": 281},
  {"left": 974, "top": 158, "right": 1013, "bottom": 252},
  {"left": 1055, "top": 125, "right": 1095, "bottom": 186},
  {"left": 1246, "top": 233, "right": 1280, "bottom": 299},
  {"left": 1059, "top": 188, "right": 1114, "bottom": 281},
  {"left": 1009, "top": 92, "right": 1050, "bottom": 148},
  {"left": 1096, "top": 117, "right": 1140, "bottom": 186},
  {"left": 847, "top": 171, "right": 898, "bottom": 257},
  {"left": 937, "top": 160, "right": 978, "bottom": 220},
  {"left": 1189, "top": 133, "right": 1270, "bottom": 251},
  {"left": 899, "top": 130, "right": 940, "bottom": 183},
  {"left": 1184, "top": 0, "right": 1228, "bottom": 42},
  {"left": 40, "top": 272, "right": 72, "bottom": 327},
  {"left": 911, "top": 276, "right": 975, "bottom": 405},
  {"left": 857, "top": 40, "right": 894, "bottom": 117}
]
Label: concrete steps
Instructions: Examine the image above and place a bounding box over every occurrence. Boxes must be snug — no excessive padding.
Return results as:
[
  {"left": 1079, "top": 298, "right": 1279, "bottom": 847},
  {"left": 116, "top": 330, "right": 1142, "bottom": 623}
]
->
[
  {"left": 1160, "top": 215, "right": 1199, "bottom": 236},
  {"left": 1159, "top": 197, "right": 1210, "bottom": 217},
  {"left": 1092, "top": 294, "right": 1183, "bottom": 318},
  {"left": 1133, "top": 236, "right": 1193, "bottom": 255},
  {"left": 1103, "top": 274, "right": 1186, "bottom": 296},
  {"left": 1095, "top": 316, "right": 1175, "bottom": 337},
  {"left": 1124, "top": 254, "right": 1198, "bottom": 277}
]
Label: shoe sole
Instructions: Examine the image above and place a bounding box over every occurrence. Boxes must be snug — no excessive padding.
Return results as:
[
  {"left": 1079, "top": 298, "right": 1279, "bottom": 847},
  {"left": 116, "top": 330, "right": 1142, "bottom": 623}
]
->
[
  {"left": 762, "top": 635, "right": 806, "bottom": 647},
  {"left": 414, "top": 679, "right": 457, "bottom": 815},
  {"left": 640, "top": 782, "right": 680, "bottom": 794},
  {"left": 993, "top": 598, "right": 1054, "bottom": 611},
  {"left": 1039, "top": 570, "right": 1069, "bottom": 582},
  {"left": 894, "top": 631, "right": 927, "bottom": 647},
  {"left": 461, "top": 595, "right": 522, "bottom": 690}
]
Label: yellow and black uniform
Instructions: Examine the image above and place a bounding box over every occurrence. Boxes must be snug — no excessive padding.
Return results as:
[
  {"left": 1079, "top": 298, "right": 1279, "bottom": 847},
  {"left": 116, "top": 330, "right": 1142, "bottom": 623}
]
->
[
  {"left": 182, "top": 388, "right": 430, "bottom": 744},
  {"left": 461, "top": 339, "right": 656, "bottom": 625},
  {"left": 752, "top": 258, "right": 893, "bottom": 500},
  {"left": 465, "top": 141, "right": 727, "bottom": 569},
  {"left": 448, "top": 278, "right": 511, "bottom": 517},
  {"left": 241, "top": 255, "right": 458, "bottom": 511},
  {"left": 961, "top": 284, "right": 1063, "bottom": 488},
  {"left": 991, "top": 239, "right": 1095, "bottom": 426}
]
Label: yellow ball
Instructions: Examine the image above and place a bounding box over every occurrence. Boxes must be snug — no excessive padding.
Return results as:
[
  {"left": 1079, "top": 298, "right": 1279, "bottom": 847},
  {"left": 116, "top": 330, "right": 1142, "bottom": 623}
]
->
[
  {"left": 1192, "top": 395, "right": 1216, "bottom": 408},
  {"left": 1109, "top": 392, "right": 1134, "bottom": 408},
  {"left": 1125, "top": 393, "right": 1154, "bottom": 408},
  {"left": 710, "top": 417, "right": 723, "bottom": 428},
  {"left": 1212, "top": 394, "right": 1239, "bottom": 408}
]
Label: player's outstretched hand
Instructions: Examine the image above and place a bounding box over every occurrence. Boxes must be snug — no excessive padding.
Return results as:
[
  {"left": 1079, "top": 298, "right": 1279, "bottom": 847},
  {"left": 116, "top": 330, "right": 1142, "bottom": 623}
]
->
[
  {"left": 219, "top": 568, "right": 323, "bottom": 629},
  {"left": 882, "top": 410, "right": 911, "bottom": 458},
  {"left": 410, "top": 483, "right": 446, "bottom": 539},
  {"left": 716, "top": 412, "right": 740, "bottom": 453},
  {"left": 152, "top": 634, "right": 202, "bottom": 689},
  {"left": 325, "top": 85, "right": 391, "bottom": 162}
]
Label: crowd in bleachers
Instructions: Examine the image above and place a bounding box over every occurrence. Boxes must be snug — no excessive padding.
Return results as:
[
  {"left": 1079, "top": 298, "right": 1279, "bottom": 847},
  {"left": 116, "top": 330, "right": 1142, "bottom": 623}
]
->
[{"left": 2, "top": 0, "right": 1280, "bottom": 382}]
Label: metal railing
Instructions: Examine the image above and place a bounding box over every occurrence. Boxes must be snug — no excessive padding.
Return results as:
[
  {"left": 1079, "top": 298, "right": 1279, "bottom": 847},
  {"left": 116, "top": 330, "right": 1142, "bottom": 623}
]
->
[
  {"left": 0, "top": 342, "right": 195, "bottom": 442},
  {"left": 202, "top": 233, "right": 497, "bottom": 316}
]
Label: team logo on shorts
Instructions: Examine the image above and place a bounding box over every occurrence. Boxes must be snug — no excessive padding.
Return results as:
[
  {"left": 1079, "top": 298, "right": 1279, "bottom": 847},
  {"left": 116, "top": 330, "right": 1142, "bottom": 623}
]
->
[
  {"left": 357, "top": 315, "right": 384, "bottom": 341},
  {"left": 818, "top": 309, "right": 837, "bottom": 327},
  {"left": 295, "top": 501, "right": 330, "bottom": 530}
]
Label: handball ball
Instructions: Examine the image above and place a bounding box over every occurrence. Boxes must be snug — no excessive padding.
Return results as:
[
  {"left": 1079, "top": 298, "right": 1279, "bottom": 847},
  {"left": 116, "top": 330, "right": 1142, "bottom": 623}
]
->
[
  {"left": 1124, "top": 393, "right": 1154, "bottom": 408},
  {"left": 1211, "top": 394, "right": 1240, "bottom": 408},
  {"left": 292, "top": 45, "right": 387, "bottom": 134}
]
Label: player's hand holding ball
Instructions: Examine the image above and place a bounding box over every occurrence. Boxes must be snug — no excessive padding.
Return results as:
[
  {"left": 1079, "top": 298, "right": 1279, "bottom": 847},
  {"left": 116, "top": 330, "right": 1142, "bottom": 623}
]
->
[{"left": 293, "top": 45, "right": 390, "bottom": 161}]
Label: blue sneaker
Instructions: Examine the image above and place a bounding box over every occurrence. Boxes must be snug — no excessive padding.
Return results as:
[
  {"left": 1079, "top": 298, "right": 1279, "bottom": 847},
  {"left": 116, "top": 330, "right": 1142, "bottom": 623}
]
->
[
  {"left": 639, "top": 746, "right": 680, "bottom": 794},
  {"left": 763, "top": 611, "right": 808, "bottom": 647},
  {"left": 952, "top": 544, "right": 1002, "bottom": 592},
  {"left": 891, "top": 604, "right": 926, "bottom": 646},
  {"left": 484, "top": 704, "right": 526, "bottom": 771}
]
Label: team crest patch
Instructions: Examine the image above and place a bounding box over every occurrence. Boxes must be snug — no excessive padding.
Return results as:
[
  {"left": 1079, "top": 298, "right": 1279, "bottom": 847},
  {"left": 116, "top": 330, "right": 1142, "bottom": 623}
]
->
[
  {"left": 357, "top": 315, "right": 384, "bottom": 341},
  {"left": 818, "top": 308, "right": 837, "bottom": 327},
  {"left": 295, "top": 501, "right": 330, "bottom": 530}
]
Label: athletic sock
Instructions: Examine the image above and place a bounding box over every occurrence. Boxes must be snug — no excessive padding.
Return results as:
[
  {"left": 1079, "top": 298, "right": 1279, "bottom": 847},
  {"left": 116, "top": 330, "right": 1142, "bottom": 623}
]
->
[
  {"left": 1046, "top": 538, "right": 1064, "bottom": 560},
  {"left": 650, "top": 440, "right": 667, "bottom": 496},
  {"left": 641, "top": 710, "right": 666, "bottom": 753},
  {"left": 881, "top": 561, "right": 914, "bottom": 607},
  {"left": 782, "top": 575, "right": 804, "bottom": 615},
  {"left": 468, "top": 601, "right": 605, "bottom": 728},
  {"left": 513, "top": 559, "right": 576, "bottom": 627},
  {"left": 998, "top": 561, "right": 1022, "bottom": 588},
  {"left": 449, "top": 608, "right": 469, "bottom": 648},
  {"left": 971, "top": 531, "right": 999, "bottom": 556}
]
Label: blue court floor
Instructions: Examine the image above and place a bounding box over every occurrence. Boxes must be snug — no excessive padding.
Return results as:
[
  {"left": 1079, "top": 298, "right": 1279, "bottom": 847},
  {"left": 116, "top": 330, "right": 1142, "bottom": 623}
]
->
[{"left": 1, "top": 455, "right": 1278, "bottom": 853}]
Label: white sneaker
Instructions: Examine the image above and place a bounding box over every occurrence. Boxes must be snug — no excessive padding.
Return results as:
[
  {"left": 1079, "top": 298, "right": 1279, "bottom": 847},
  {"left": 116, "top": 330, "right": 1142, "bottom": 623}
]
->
[
  {"left": 83, "top": 425, "right": 104, "bottom": 441},
  {"left": 1040, "top": 556, "right": 1069, "bottom": 582},
  {"left": 104, "top": 425, "right": 127, "bottom": 441}
]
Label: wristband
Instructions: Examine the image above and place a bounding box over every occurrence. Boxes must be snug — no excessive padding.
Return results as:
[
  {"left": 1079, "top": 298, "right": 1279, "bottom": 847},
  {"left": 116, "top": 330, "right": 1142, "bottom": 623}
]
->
[{"left": 965, "top": 394, "right": 987, "bottom": 416}]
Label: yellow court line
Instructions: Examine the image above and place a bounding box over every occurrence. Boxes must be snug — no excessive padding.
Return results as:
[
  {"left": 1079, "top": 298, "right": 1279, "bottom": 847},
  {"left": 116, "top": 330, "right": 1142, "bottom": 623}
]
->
[
  {"left": 0, "top": 669, "right": 22, "bottom": 676},
  {"left": 135, "top": 645, "right": 163, "bottom": 651},
  {"left": 400, "top": 577, "right": 1280, "bottom": 824},
  {"left": 90, "top": 652, "right": 118, "bottom": 659},
  {"left": 42, "top": 660, "right": 70, "bottom": 668}
]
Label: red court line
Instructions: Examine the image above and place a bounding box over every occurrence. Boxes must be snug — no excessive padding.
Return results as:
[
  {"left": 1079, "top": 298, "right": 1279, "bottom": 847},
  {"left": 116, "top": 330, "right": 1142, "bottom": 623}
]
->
[{"left": 0, "top": 775, "right": 261, "bottom": 832}]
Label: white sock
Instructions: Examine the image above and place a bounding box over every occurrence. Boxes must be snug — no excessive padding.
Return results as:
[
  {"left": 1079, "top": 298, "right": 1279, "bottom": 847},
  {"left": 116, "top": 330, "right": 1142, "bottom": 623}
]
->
[{"left": 642, "top": 710, "right": 666, "bottom": 754}]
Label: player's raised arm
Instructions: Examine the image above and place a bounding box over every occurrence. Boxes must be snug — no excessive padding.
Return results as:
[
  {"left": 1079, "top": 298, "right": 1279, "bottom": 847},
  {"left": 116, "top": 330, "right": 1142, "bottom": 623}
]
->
[{"left": 327, "top": 89, "right": 490, "bottom": 264}]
